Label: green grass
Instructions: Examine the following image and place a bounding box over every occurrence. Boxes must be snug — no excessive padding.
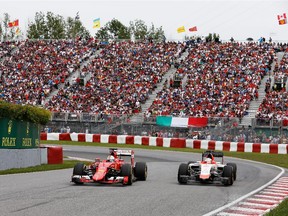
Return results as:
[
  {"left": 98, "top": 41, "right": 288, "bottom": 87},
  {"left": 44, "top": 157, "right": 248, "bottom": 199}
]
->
[
  {"left": 2, "top": 140, "right": 288, "bottom": 215},
  {"left": 265, "top": 198, "right": 288, "bottom": 216},
  {"left": 0, "top": 159, "right": 82, "bottom": 175}
]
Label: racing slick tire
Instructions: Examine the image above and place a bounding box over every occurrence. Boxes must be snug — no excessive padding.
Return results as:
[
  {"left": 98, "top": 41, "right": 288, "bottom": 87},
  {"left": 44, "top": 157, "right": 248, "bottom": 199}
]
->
[
  {"left": 222, "top": 165, "right": 234, "bottom": 186},
  {"left": 73, "top": 163, "right": 86, "bottom": 175},
  {"left": 134, "top": 162, "right": 147, "bottom": 181},
  {"left": 227, "top": 163, "right": 237, "bottom": 181},
  {"left": 72, "top": 163, "right": 86, "bottom": 185},
  {"left": 178, "top": 163, "right": 189, "bottom": 184},
  {"left": 121, "top": 164, "right": 133, "bottom": 185}
]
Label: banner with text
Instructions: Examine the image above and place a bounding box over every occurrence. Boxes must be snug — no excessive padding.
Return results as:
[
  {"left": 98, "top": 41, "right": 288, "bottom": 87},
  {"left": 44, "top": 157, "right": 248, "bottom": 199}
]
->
[{"left": 0, "top": 118, "right": 40, "bottom": 149}]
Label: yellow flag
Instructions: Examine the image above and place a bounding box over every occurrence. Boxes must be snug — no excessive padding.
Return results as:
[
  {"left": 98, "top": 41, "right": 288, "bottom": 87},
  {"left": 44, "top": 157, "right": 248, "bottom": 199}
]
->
[
  {"left": 177, "top": 26, "right": 185, "bottom": 33},
  {"left": 93, "top": 18, "right": 100, "bottom": 28}
]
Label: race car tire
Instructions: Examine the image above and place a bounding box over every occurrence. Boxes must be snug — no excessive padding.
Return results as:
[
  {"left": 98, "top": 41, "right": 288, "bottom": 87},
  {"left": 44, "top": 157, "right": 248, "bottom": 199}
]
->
[
  {"left": 121, "top": 164, "right": 133, "bottom": 185},
  {"left": 72, "top": 163, "right": 86, "bottom": 185},
  {"left": 227, "top": 163, "right": 237, "bottom": 181},
  {"left": 73, "top": 163, "right": 86, "bottom": 175},
  {"left": 178, "top": 163, "right": 188, "bottom": 184},
  {"left": 134, "top": 162, "right": 147, "bottom": 181},
  {"left": 222, "top": 165, "right": 234, "bottom": 186}
]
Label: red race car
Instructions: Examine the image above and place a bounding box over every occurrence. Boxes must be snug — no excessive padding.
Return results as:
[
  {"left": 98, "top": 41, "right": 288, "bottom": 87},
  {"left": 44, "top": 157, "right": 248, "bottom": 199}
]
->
[{"left": 71, "top": 148, "right": 147, "bottom": 185}]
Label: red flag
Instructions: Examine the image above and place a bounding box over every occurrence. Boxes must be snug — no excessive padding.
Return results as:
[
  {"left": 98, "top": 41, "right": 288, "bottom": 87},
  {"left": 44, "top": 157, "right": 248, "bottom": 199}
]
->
[
  {"left": 188, "top": 117, "right": 208, "bottom": 127},
  {"left": 8, "top": 19, "right": 19, "bottom": 28},
  {"left": 277, "top": 13, "right": 287, "bottom": 25},
  {"left": 189, "top": 26, "right": 197, "bottom": 32}
]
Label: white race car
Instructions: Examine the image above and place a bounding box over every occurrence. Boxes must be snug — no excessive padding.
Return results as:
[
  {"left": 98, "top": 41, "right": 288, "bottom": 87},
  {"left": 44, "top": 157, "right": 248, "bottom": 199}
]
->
[{"left": 178, "top": 150, "right": 237, "bottom": 186}]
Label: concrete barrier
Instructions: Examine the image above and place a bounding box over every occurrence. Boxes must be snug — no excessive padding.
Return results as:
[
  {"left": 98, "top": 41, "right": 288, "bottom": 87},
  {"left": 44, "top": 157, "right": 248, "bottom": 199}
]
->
[{"left": 0, "top": 149, "right": 42, "bottom": 171}]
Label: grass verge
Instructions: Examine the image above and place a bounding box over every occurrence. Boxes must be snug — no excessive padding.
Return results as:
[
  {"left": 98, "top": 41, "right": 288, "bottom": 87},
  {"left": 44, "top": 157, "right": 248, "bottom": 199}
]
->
[
  {"left": 265, "top": 198, "right": 288, "bottom": 216},
  {"left": 0, "top": 159, "right": 83, "bottom": 175}
]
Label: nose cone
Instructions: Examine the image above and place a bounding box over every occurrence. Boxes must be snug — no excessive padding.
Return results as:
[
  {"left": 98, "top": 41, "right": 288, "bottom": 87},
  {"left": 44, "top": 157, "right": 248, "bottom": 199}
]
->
[{"left": 93, "top": 166, "right": 107, "bottom": 181}]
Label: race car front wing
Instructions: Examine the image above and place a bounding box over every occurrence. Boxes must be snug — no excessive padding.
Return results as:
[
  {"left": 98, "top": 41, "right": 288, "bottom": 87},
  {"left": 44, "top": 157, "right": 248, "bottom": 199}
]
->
[{"left": 71, "top": 175, "right": 129, "bottom": 184}]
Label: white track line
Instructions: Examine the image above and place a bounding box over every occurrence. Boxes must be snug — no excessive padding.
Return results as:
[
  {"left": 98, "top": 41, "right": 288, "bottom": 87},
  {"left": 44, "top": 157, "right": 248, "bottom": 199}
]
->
[{"left": 67, "top": 156, "right": 93, "bottom": 162}]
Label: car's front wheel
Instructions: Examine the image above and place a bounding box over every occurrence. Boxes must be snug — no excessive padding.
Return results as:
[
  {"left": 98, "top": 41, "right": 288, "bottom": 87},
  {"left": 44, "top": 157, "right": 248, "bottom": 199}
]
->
[
  {"left": 72, "top": 163, "right": 86, "bottom": 185},
  {"left": 73, "top": 163, "right": 85, "bottom": 175},
  {"left": 222, "top": 165, "right": 234, "bottom": 186},
  {"left": 178, "top": 163, "right": 188, "bottom": 184},
  {"left": 134, "top": 162, "right": 147, "bottom": 181},
  {"left": 227, "top": 163, "right": 237, "bottom": 181},
  {"left": 121, "top": 164, "right": 133, "bottom": 185}
]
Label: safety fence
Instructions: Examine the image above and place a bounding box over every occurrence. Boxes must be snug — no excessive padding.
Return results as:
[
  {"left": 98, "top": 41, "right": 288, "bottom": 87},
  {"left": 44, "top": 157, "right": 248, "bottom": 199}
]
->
[{"left": 40, "top": 133, "right": 288, "bottom": 154}]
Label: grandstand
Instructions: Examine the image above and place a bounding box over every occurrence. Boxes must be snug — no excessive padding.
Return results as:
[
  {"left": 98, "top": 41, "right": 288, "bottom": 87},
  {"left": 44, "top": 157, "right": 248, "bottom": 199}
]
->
[{"left": 1, "top": 38, "right": 287, "bottom": 144}]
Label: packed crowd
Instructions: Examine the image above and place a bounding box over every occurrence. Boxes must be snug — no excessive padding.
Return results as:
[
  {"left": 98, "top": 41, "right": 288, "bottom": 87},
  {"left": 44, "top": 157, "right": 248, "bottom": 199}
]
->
[
  {"left": 44, "top": 40, "right": 185, "bottom": 114},
  {"left": 0, "top": 38, "right": 98, "bottom": 105},
  {"left": 0, "top": 38, "right": 288, "bottom": 125},
  {"left": 146, "top": 41, "right": 275, "bottom": 119},
  {"left": 256, "top": 52, "right": 288, "bottom": 122}
]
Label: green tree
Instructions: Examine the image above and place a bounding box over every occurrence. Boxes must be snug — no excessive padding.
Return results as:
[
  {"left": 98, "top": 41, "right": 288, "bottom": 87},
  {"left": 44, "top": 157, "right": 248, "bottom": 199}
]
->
[
  {"left": 27, "top": 12, "right": 49, "bottom": 39},
  {"left": 27, "top": 12, "right": 90, "bottom": 39},
  {"left": 213, "top": 33, "right": 220, "bottom": 43},
  {"left": 45, "top": 12, "right": 66, "bottom": 39},
  {"left": 129, "top": 19, "right": 148, "bottom": 40},
  {"left": 147, "top": 24, "right": 165, "bottom": 42},
  {"left": 94, "top": 26, "right": 110, "bottom": 40},
  {"left": 153, "top": 26, "right": 165, "bottom": 42},
  {"left": 66, "top": 13, "right": 90, "bottom": 39},
  {"left": 95, "top": 18, "right": 130, "bottom": 40}
]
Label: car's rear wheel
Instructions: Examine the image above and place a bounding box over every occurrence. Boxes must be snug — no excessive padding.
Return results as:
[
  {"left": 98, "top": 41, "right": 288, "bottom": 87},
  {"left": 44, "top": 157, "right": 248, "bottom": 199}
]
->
[
  {"left": 178, "top": 163, "right": 188, "bottom": 184},
  {"left": 222, "top": 165, "right": 234, "bottom": 186},
  {"left": 121, "top": 164, "right": 133, "bottom": 185},
  {"left": 227, "top": 163, "right": 237, "bottom": 181},
  {"left": 134, "top": 162, "right": 147, "bottom": 181}
]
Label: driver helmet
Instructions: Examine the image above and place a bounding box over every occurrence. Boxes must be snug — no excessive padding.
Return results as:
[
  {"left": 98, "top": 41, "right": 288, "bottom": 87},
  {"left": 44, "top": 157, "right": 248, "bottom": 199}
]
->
[
  {"left": 205, "top": 158, "right": 212, "bottom": 164},
  {"left": 107, "top": 155, "right": 115, "bottom": 162}
]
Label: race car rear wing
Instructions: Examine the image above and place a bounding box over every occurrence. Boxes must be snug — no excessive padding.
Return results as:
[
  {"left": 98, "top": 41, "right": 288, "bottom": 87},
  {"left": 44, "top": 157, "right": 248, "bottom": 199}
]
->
[
  {"left": 202, "top": 150, "right": 224, "bottom": 158},
  {"left": 109, "top": 148, "right": 134, "bottom": 157}
]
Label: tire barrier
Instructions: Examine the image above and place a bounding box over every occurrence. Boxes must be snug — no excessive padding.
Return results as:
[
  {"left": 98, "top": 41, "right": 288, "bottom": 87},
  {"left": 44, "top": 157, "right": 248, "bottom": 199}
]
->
[
  {"left": 40, "top": 133, "right": 288, "bottom": 154},
  {"left": 40, "top": 145, "right": 63, "bottom": 164}
]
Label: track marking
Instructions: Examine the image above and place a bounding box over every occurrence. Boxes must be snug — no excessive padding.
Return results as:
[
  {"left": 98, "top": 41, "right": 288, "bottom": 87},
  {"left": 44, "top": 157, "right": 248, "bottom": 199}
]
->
[
  {"left": 214, "top": 178, "right": 288, "bottom": 216},
  {"left": 202, "top": 162, "right": 285, "bottom": 216},
  {"left": 67, "top": 156, "right": 93, "bottom": 162}
]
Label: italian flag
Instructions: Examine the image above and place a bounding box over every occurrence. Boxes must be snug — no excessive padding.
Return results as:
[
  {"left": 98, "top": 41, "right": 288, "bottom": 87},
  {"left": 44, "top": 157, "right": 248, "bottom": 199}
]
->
[{"left": 156, "top": 116, "right": 208, "bottom": 127}]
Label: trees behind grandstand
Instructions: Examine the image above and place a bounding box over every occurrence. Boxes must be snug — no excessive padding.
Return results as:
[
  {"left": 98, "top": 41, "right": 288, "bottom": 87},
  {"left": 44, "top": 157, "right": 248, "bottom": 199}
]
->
[
  {"left": 95, "top": 18, "right": 165, "bottom": 41},
  {"left": 0, "top": 12, "right": 165, "bottom": 41},
  {"left": 26, "top": 12, "right": 90, "bottom": 39}
]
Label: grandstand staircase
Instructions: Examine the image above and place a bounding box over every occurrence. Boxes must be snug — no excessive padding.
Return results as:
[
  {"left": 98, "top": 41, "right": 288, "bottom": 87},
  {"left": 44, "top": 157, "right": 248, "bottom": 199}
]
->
[
  {"left": 129, "top": 66, "right": 177, "bottom": 123},
  {"left": 129, "top": 49, "right": 189, "bottom": 123},
  {"left": 44, "top": 49, "right": 101, "bottom": 103},
  {"left": 239, "top": 52, "right": 285, "bottom": 127}
]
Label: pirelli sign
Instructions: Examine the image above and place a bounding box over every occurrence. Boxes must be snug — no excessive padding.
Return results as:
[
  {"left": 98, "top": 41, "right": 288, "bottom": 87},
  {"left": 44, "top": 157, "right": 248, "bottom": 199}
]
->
[{"left": 0, "top": 118, "right": 40, "bottom": 149}]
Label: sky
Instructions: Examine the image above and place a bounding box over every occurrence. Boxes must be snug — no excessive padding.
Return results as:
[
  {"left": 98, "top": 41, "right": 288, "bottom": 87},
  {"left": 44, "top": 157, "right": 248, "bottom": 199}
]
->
[{"left": 0, "top": 0, "right": 287, "bottom": 42}]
